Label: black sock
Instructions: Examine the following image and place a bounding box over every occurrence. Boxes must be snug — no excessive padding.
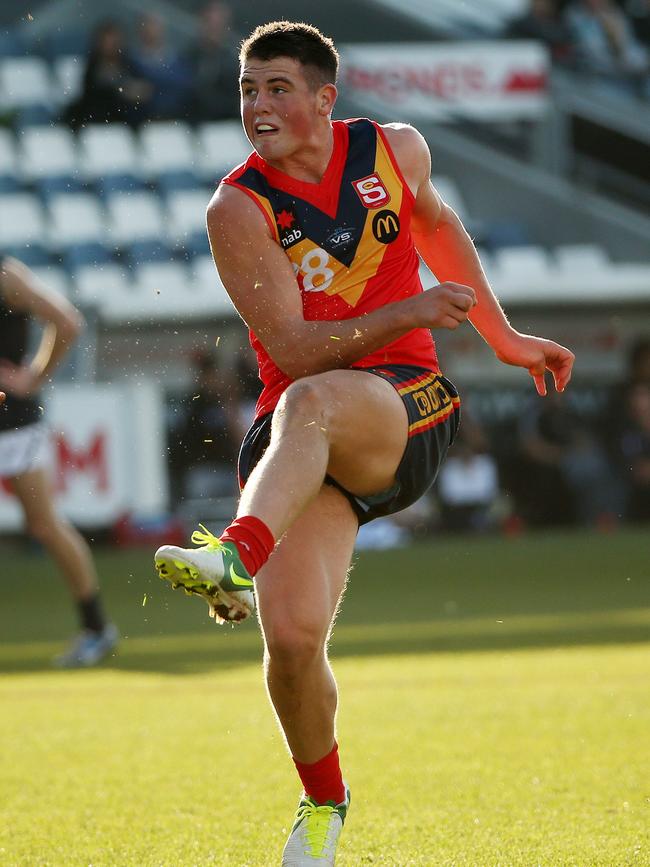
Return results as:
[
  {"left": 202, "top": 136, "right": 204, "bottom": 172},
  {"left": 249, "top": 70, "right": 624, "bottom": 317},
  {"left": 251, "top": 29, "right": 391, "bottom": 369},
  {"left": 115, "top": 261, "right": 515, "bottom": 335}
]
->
[{"left": 78, "top": 593, "right": 106, "bottom": 634}]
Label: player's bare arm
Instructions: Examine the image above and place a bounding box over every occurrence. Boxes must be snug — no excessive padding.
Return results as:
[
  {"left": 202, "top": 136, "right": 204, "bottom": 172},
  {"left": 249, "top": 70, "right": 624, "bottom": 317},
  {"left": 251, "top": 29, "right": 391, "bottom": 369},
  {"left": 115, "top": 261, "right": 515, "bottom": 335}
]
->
[
  {"left": 0, "top": 256, "right": 84, "bottom": 397},
  {"left": 385, "top": 123, "right": 575, "bottom": 396},
  {"left": 207, "top": 185, "right": 476, "bottom": 380}
]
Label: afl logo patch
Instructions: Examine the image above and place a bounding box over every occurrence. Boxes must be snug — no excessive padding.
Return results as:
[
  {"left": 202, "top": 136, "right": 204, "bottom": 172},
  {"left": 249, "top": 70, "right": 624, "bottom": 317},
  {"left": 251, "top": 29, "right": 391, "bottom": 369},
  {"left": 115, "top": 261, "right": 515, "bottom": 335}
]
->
[
  {"left": 352, "top": 173, "right": 390, "bottom": 209},
  {"left": 372, "top": 209, "right": 400, "bottom": 244}
]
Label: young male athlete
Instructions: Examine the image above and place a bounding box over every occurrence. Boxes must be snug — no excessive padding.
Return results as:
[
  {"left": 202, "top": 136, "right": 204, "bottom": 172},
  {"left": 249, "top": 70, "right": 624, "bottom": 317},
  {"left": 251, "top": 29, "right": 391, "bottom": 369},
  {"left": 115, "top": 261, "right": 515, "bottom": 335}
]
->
[
  {"left": 0, "top": 255, "right": 118, "bottom": 667},
  {"left": 155, "top": 21, "right": 574, "bottom": 865}
]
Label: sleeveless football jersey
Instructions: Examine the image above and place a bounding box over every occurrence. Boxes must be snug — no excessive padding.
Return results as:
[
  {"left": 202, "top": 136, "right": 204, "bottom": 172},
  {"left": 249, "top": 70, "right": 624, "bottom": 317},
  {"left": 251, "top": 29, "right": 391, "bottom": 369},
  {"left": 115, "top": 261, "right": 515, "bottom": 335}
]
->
[{"left": 221, "top": 118, "right": 439, "bottom": 418}]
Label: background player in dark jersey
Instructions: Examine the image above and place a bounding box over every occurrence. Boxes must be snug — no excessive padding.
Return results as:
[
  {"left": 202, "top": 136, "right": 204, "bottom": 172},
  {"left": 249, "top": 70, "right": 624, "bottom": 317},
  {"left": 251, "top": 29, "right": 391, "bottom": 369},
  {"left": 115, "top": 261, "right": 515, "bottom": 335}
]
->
[
  {"left": 154, "top": 21, "right": 574, "bottom": 865},
  {"left": 0, "top": 256, "right": 117, "bottom": 667}
]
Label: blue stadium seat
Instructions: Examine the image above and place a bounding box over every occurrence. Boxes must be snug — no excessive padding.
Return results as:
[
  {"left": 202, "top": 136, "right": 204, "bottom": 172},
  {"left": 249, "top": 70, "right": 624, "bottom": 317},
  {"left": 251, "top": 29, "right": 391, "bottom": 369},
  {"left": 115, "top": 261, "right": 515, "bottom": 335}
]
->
[
  {"left": 13, "top": 104, "right": 56, "bottom": 128},
  {"left": 482, "top": 220, "right": 532, "bottom": 251},
  {"left": 181, "top": 231, "right": 211, "bottom": 259},
  {"left": 64, "top": 242, "right": 113, "bottom": 273},
  {"left": 126, "top": 239, "right": 175, "bottom": 266},
  {"left": 0, "top": 29, "right": 27, "bottom": 58},
  {"left": 3, "top": 243, "right": 52, "bottom": 267},
  {"left": 95, "top": 174, "right": 145, "bottom": 200},
  {"left": 0, "top": 175, "right": 20, "bottom": 193},
  {"left": 157, "top": 170, "right": 202, "bottom": 195},
  {"left": 36, "top": 176, "right": 84, "bottom": 200},
  {"left": 43, "top": 27, "right": 88, "bottom": 60}
]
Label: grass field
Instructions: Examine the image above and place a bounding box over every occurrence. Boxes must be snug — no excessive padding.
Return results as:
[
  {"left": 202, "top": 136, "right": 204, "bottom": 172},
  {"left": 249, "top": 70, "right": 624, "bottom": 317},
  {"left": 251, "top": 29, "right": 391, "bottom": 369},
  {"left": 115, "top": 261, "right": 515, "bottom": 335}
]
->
[{"left": 1, "top": 529, "right": 649, "bottom": 866}]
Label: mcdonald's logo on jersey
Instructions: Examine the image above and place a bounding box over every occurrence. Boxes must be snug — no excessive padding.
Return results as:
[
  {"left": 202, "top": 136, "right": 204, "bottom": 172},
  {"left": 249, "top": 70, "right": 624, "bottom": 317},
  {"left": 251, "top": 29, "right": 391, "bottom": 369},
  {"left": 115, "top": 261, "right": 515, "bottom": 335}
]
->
[
  {"left": 352, "top": 173, "right": 390, "bottom": 208},
  {"left": 372, "top": 209, "right": 400, "bottom": 244}
]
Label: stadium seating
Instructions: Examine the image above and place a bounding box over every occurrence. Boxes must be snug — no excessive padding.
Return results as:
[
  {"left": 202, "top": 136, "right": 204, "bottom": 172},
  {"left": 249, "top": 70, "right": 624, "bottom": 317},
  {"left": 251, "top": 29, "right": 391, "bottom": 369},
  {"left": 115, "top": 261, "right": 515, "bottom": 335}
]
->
[
  {"left": 554, "top": 243, "right": 609, "bottom": 275},
  {"left": 195, "top": 121, "right": 251, "bottom": 181},
  {"left": 18, "top": 125, "right": 78, "bottom": 184},
  {"left": 105, "top": 191, "right": 165, "bottom": 247},
  {"left": 0, "top": 103, "right": 645, "bottom": 323},
  {"left": 53, "top": 55, "right": 84, "bottom": 104},
  {"left": 0, "top": 192, "right": 47, "bottom": 246},
  {"left": 165, "top": 188, "right": 212, "bottom": 249},
  {"left": 0, "top": 128, "right": 17, "bottom": 175},
  {"left": 73, "top": 262, "right": 130, "bottom": 306},
  {"left": 138, "top": 122, "right": 198, "bottom": 181},
  {"left": 47, "top": 192, "right": 106, "bottom": 248},
  {"left": 494, "top": 245, "right": 553, "bottom": 286},
  {"left": 78, "top": 124, "right": 139, "bottom": 182},
  {"left": 0, "top": 56, "right": 52, "bottom": 110}
]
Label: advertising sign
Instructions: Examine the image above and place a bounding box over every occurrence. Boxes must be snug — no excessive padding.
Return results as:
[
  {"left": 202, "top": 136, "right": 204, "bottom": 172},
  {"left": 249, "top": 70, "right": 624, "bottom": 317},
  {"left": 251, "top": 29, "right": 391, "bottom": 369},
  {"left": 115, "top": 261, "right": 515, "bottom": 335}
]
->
[
  {"left": 0, "top": 383, "right": 167, "bottom": 530},
  {"left": 341, "top": 42, "right": 549, "bottom": 121}
]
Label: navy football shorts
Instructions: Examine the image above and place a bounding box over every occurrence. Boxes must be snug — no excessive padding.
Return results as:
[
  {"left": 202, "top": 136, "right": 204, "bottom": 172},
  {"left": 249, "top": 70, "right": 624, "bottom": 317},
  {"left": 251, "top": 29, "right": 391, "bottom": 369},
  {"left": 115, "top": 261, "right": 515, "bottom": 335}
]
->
[{"left": 237, "top": 364, "right": 461, "bottom": 526}]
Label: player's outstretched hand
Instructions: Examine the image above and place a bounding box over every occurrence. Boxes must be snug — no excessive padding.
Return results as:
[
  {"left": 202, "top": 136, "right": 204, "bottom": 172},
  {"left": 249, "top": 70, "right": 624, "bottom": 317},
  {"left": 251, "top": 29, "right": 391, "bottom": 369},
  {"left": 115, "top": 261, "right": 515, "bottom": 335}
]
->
[
  {"left": 415, "top": 282, "right": 477, "bottom": 331},
  {"left": 0, "top": 391, "right": 5, "bottom": 406},
  {"left": 495, "top": 332, "right": 575, "bottom": 396}
]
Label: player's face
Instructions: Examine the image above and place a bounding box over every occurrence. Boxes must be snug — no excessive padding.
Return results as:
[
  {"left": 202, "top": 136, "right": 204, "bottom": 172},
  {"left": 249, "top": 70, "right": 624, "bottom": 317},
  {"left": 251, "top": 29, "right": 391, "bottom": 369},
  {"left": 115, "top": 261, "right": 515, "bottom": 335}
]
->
[{"left": 240, "top": 57, "right": 331, "bottom": 162}]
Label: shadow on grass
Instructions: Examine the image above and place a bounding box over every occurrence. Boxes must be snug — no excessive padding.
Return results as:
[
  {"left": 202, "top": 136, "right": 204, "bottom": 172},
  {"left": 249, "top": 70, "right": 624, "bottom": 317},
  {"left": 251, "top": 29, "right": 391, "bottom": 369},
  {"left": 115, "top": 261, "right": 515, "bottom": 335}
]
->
[
  {"left": 2, "top": 531, "right": 649, "bottom": 674},
  {"left": 1, "top": 608, "right": 649, "bottom": 675}
]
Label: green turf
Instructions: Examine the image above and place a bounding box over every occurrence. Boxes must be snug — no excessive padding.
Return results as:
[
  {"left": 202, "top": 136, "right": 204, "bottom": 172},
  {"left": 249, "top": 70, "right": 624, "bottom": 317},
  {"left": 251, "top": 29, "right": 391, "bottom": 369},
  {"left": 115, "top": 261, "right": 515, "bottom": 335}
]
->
[{"left": 1, "top": 529, "right": 649, "bottom": 865}]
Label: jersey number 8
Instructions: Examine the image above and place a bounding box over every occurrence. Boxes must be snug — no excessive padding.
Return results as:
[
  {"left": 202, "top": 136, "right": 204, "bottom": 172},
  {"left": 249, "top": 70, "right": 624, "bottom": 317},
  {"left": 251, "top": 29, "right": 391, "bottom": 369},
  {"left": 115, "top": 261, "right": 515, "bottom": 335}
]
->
[{"left": 296, "top": 247, "right": 334, "bottom": 293}]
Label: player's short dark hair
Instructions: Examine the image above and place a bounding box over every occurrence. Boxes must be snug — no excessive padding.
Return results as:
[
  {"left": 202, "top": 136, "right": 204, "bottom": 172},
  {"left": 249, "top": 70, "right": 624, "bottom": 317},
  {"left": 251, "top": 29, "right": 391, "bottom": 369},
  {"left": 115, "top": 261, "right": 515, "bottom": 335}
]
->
[{"left": 239, "top": 21, "right": 339, "bottom": 90}]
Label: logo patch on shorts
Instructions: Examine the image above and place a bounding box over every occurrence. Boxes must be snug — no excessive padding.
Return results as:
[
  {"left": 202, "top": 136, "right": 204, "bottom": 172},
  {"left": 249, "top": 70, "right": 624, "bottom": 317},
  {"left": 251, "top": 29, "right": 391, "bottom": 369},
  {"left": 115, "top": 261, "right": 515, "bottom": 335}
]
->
[{"left": 372, "top": 209, "right": 400, "bottom": 244}]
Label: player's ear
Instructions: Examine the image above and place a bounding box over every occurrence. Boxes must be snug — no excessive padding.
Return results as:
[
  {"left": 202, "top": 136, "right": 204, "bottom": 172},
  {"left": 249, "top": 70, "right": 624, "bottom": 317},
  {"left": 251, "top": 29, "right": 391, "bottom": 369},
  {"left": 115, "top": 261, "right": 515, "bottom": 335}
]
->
[{"left": 318, "top": 83, "right": 337, "bottom": 116}]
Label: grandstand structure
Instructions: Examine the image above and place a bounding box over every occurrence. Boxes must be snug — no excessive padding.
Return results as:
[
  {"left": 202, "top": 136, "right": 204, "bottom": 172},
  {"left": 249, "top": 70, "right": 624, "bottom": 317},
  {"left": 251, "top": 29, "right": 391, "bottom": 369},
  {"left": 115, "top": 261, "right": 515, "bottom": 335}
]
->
[{"left": 0, "top": 1, "right": 648, "bottom": 386}]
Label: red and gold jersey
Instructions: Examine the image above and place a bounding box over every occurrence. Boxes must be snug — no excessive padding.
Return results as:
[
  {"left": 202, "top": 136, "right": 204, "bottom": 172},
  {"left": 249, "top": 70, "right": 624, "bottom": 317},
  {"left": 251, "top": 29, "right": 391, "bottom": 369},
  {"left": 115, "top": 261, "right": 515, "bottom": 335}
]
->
[{"left": 221, "top": 118, "right": 439, "bottom": 418}]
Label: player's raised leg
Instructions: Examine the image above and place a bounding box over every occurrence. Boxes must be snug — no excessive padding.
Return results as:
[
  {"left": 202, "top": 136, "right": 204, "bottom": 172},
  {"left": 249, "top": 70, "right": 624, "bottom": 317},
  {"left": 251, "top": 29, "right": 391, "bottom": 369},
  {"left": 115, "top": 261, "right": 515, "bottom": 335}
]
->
[
  {"left": 155, "top": 368, "right": 408, "bottom": 623},
  {"left": 254, "top": 483, "right": 357, "bottom": 865}
]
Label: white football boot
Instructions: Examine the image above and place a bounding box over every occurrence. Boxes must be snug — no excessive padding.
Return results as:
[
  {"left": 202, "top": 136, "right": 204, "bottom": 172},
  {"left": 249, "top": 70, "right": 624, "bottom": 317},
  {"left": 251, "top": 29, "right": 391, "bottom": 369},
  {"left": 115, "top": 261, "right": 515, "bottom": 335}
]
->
[
  {"left": 281, "top": 786, "right": 350, "bottom": 866},
  {"left": 154, "top": 524, "right": 255, "bottom": 624}
]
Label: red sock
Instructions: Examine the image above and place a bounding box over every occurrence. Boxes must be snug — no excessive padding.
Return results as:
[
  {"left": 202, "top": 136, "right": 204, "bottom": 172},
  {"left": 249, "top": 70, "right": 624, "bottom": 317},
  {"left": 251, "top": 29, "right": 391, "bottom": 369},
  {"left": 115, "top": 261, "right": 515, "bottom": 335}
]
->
[
  {"left": 220, "top": 515, "right": 275, "bottom": 577},
  {"left": 293, "top": 742, "right": 345, "bottom": 806}
]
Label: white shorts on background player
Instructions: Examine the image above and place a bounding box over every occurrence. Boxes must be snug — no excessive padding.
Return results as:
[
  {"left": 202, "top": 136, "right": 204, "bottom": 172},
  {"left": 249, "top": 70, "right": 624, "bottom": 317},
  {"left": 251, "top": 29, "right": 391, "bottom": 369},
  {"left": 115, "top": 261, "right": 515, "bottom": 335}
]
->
[{"left": 0, "top": 423, "right": 49, "bottom": 478}]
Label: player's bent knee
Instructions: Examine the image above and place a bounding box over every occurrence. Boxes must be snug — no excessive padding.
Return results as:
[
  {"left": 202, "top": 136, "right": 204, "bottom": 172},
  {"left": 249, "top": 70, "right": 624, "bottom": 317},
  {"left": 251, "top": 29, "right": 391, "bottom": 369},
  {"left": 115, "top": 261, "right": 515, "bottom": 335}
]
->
[
  {"left": 264, "top": 620, "right": 326, "bottom": 670},
  {"left": 276, "top": 378, "right": 330, "bottom": 426}
]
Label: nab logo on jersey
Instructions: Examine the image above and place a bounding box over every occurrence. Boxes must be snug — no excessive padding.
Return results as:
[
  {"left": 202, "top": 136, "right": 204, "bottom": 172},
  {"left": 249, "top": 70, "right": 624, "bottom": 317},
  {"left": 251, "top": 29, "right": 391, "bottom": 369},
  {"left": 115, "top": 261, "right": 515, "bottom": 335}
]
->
[
  {"left": 276, "top": 209, "right": 302, "bottom": 249},
  {"left": 352, "top": 174, "right": 390, "bottom": 209}
]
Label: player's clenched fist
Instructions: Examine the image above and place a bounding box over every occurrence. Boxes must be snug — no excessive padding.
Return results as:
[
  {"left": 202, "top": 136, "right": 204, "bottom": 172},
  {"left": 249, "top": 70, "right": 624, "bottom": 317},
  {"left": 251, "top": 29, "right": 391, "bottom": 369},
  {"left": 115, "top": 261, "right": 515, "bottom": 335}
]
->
[{"left": 407, "top": 282, "right": 477, "bottom": 331}]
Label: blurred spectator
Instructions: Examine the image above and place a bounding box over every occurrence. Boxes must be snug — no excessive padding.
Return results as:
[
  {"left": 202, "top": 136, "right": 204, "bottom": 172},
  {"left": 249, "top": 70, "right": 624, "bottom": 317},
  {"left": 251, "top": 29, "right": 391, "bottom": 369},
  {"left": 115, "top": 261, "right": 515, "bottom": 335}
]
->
[
  {"left": 183, "top": 1, "right": 240, "bottom": 122},
  {"left": 625, "top": 336, "right": 650, "bottom": 385},
  {"left": 437, "top": 415, "right": 500, "bottom": 533},
  {"left": 514, "top": 390, "right": 616, "bottom": 527},
  {"left": 170, "top": 350, "right": 241, "bottom": 501},
  {"left": 131, "top": 13, "right": 193, "bottom": 120},
  {"left": 602, "top": 336, "right": 650, "bottom": 516},
  {"left": 616, "top": 382, "right": 650, "bottom": 521},
  {"left": 64, "top": 19, "right": 151, "bottom": 130},
  {"left": 626, "top": 0, "right": 650, "bottom": 48},
  {"left": 564, "top": 0, "right": 649, "bottom": 95},
  {"left": 504, "top": 0, "right": 574, "bottom": 64}
]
